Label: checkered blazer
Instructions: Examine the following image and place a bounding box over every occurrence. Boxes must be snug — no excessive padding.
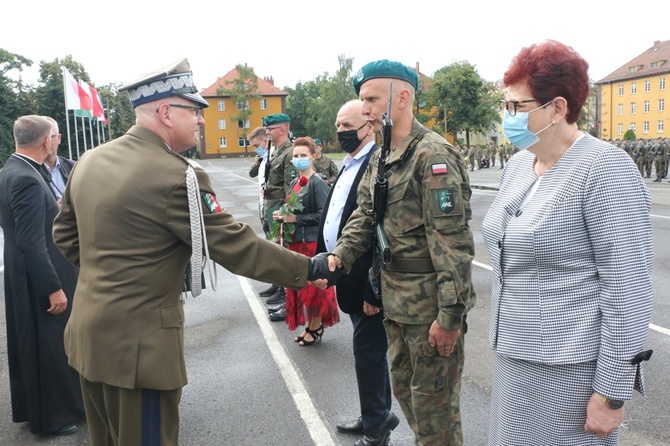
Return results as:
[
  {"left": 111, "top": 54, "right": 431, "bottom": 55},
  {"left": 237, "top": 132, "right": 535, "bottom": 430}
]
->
[{"left": 482, "top": 134, "right": 654, "bottom": 399}]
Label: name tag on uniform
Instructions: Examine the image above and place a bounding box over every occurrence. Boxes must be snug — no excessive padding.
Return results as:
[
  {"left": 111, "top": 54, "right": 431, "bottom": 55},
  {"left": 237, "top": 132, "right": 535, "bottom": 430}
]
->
[
  {"left": 203, "top": 193, "right": 222, "bottom": 214},
  {"left": 431, "top": 163, "right": 448, "bottom": 175}
]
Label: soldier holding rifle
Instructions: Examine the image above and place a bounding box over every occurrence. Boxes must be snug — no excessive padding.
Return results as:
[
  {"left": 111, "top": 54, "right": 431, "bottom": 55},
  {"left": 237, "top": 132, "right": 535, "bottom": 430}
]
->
[{"left": 325, "top": 60, "right": 476, "bottom": 446}]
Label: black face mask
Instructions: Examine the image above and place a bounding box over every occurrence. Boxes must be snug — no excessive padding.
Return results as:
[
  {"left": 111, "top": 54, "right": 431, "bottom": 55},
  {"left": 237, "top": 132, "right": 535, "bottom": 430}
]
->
[{"left": 337, "top": 123, "right": 367, "bottom": 153}]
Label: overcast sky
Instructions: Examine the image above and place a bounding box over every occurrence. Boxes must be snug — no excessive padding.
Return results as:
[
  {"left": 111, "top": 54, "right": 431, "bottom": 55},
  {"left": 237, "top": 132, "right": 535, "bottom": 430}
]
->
[{"left": 3, "top": 0, "right": 668, "bottom": 93}]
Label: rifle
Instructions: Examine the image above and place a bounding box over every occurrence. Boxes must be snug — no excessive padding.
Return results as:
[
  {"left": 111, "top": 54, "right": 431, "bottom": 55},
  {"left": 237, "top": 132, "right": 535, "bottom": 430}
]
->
[{"left": 368, "top": 81, "right": 393, "bottom": 299}]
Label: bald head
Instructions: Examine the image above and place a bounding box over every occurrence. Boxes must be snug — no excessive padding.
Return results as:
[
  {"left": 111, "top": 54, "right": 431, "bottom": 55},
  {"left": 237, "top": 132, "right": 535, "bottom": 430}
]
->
[{"left": 335, "top": 100, "right": 373, "bottom": 156}]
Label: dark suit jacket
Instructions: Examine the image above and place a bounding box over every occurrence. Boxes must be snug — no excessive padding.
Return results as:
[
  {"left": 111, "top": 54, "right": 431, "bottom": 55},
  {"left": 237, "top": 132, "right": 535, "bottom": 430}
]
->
[
  {"left": 317, "top": 145, "right": 378, "bottom": 314},
  {"left": 39, "top": 156, "right": 76, "bottom": 200}
]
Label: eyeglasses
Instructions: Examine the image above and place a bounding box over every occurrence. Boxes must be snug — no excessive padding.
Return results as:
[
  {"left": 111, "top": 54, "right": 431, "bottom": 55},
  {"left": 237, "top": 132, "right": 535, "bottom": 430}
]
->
[
  {"left": 50, "top": 134, "right": 60, "bottom": 139},
  {"left": 500, "top": 99, "right": 537, "bottom": 116},
  {"left": 265, "top": 126, "right": 281, "bottom": 132},
  {"left": 168, "top": 104, "right": 203, "bottom": 118}
]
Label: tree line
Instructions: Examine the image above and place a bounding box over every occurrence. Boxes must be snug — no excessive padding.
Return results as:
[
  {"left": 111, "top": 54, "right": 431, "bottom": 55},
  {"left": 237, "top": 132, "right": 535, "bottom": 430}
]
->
[{"left": 1, "top": 49, "right": 505, "bottom": 166}]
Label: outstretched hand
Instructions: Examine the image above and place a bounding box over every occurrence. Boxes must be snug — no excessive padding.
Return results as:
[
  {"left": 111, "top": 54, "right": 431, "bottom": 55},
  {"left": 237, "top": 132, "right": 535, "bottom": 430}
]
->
[{"left": 307, "top": 252, "right": 341, "bottom": 286}]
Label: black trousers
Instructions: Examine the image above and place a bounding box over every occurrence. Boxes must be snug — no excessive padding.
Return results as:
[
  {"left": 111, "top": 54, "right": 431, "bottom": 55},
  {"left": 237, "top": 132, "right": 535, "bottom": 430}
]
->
[{"left": 350, "top": 311, "right": 393, "bottom": 431}]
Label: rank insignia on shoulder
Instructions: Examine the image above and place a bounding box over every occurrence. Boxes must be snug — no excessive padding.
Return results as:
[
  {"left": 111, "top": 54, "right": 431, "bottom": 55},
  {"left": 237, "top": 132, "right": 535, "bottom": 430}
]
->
[
  {"left": 431, "top": 163, "right": 448, "bottom": 175},
  {"left": 202, "top": 193, "right": 222, "bottom": 214}
]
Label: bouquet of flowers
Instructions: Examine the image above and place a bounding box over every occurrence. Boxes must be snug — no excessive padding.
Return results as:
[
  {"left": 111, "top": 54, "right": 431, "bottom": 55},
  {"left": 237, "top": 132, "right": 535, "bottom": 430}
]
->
[{"left": 270, "top": 176, "right": 308, "bottom": 247}]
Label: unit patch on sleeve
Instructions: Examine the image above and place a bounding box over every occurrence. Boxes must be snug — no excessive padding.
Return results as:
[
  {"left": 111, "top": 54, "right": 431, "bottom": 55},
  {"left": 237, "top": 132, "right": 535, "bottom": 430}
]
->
[
  {"left": 431, "top": 163, "right": 448, "bottom": 175},
  {"left": 202, "top": 193, "right": 222, "bottom": 214},
  {"left": 436, "top": 189, "right": 455, "bottom": 213}
]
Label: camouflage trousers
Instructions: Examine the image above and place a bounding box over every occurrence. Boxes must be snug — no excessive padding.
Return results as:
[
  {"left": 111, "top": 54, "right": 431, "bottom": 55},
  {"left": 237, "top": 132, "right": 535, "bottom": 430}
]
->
[{"left": 384, "top": 320, "right": 464, "bottom": 446}]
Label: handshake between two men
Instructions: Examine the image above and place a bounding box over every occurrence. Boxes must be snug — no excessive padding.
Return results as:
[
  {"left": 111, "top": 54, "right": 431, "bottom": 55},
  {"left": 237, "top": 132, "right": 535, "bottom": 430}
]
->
[{"left": 306, "top": 252, "right": 343, "bottom": 289}]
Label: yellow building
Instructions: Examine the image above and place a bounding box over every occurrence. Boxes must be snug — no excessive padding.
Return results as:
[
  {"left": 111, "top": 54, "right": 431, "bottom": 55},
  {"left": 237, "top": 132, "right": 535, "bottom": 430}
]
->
[
  {"left": 596, "top": 40, "right": 670, "bottom": 140},
  {"left": 199, "top": 67, "right": 288, "bottom": 158}
]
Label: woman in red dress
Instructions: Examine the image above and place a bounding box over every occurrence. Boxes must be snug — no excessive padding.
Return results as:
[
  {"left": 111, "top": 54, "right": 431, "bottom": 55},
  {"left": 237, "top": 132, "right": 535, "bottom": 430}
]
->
[{"left": 272, "top": 137, "right": 339, "bottom": 346}]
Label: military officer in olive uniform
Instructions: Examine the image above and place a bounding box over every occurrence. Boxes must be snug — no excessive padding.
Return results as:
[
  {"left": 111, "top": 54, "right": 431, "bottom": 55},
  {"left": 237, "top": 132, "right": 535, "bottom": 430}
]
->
[
  {"left": 327, "top": 60, "right": 476, "bottom": 446},
  {"left": 52, "top": 59, "right": 335, "bottom": 446},
  {"left": 312, "top": 138, "right": 339, "bottom": 186}
]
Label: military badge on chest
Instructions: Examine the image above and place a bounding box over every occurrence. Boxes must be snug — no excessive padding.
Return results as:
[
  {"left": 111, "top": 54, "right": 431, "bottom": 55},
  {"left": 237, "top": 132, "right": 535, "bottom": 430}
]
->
[{"left": 202, "top": 193, "right": 222, "bottom": 213}]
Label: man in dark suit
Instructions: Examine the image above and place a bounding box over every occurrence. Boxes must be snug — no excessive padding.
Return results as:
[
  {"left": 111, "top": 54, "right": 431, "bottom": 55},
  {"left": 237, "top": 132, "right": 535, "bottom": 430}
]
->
[
  {"left": 52, "top": 59, "right": 336, "bottom": 446},
  {"left": 317, "top": 100, "right": 396, "bottom": 446},
  {"left": 40, "top": 117, "right": 75, "bottom": 203},
  {"left": 0, "top": 115, "right": 84, "bottom": 436}
]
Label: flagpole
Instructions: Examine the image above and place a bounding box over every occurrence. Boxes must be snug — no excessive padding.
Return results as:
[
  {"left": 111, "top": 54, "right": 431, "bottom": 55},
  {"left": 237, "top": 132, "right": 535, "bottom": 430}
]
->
[
  {"left": 61, "top": 67, "right": 73, "bottom": 159},
  {"left": 88, "top": 115, "right": 94, "bottom": 148},
  {"left": 81, "top": 115, "right": 88, "bottom": 151},
  {"left": 74, "top": 113, "right": 80, "bottom": 158}
]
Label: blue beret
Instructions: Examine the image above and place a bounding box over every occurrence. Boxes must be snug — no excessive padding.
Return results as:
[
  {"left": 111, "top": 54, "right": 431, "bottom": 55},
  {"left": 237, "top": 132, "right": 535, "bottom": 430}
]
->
[
  {"left": 118, "top": 58, "right": 208, "bottom": 109},
  {"left": 262, "top": 113, "right": 291, "bottom": 126},
  {"left": 352, "top": 59, "right": 418, "bottom": 95}
]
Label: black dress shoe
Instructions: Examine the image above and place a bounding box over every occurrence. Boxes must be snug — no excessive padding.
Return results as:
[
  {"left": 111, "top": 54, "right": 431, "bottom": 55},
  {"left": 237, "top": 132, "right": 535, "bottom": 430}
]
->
[
  {"left": 354, "top": 412, "right": 399, "bottom": 446},
  {"left": 269, "top": 307, "right": 286, "bottom": 321},
  {"left": 259, "top": 284, "right": 279, "bottom": 297},
  {"left": 48, "top": 424, "right": 78, "bottom": 436},
  {"left": 337, "top": 416, "right": 364, "bottom": 434},
  {"left": 268, "top": 303, "right": 285, "bottom": 313},
  {"left": 266, "top": 288, "right": 285, "bottom": 305}
]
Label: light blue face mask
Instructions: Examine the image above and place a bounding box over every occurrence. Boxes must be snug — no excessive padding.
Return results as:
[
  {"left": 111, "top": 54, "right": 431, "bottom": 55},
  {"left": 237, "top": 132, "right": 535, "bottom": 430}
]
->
[
  {"left": 255, "top": 147, "right": 266, "bottom": 157},
  {"left": 292, "top": 157, "right": 311, "bottom": 171},
  {"left": 502, "top": 101, "right": 553, "bottom": 150}
]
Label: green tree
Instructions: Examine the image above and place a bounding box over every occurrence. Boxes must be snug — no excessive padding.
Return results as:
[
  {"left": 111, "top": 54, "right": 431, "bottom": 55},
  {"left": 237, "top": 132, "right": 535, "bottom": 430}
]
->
[
  {"left": 305, "top": 55, "right": 357, "bottom": 148},
  {"left": 0, "top": 49, "right": 34, "bottom": 162},
  {"left": 216, "top": 64, "right": 261, "bottom": 155},
  {"left": 430, "top": 61, "right": 502, "bottom": 146},
  {"left": 285, "top": 79, "right": 321, "bottom": 138}
]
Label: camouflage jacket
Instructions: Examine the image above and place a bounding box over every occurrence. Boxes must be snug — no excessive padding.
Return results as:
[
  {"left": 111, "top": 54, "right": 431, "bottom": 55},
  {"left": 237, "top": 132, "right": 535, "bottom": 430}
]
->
[
  {"left": 313, "top": 154, "right": 339, "bottom": 186},
  {"left": 334, "top": 119, "right": 476, "bottom": 329},
  {"left": 264, "top": 139, "right": 297, "bottom": 207}
]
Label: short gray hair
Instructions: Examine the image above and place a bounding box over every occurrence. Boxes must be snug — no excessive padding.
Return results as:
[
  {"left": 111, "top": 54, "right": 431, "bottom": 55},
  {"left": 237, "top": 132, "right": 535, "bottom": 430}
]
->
[{"left": 14, "top": 115, "right": 52, "bottom": 147}]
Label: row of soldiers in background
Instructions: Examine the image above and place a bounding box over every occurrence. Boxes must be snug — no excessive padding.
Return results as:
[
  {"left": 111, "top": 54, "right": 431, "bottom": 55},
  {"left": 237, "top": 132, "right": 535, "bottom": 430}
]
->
[
  {"left": 609, "top": 137, "right": 670, "bottom": 182},
  {"left": 454, "top": 143, "right": 521, "bottom": 171}
]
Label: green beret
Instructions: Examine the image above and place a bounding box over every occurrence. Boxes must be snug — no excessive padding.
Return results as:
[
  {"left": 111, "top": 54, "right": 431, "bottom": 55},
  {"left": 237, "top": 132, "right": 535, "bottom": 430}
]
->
[
  {"left": 262, "top": 113, "right": 291, "bottom": 127},
  {"left": 352, "top": 59, "right": 418, "bottom": 95},
  {"left": 314, "top": 138, "right": 322, "bottom": 146}
]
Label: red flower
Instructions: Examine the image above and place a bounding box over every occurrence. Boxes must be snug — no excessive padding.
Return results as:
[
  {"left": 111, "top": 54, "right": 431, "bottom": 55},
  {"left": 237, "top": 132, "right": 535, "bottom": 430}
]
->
[{"left": 298, "top": 176, "right": 309, "bottom": 187}]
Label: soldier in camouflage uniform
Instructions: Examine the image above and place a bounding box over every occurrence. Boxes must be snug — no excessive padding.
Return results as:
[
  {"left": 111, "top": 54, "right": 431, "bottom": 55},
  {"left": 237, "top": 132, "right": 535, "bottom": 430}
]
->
[
  {"left": 312, "top": 138, "right": 339, "bottom": 186},
  {"left": 643, "top": 139, "right": 654, "bottom": 178},
  {"left": 661, "top": 138, "right": 669, "bottom": 180},
  {"left": 651, "top": 138, "right": 664, "bottom": 182},
  {"left": 632, "top": 139, "right": 646, "bottom": 176},
  {"left": 262, "top": 113, "right": 298, "bottom": 307},
  {"left": 328, "top": 60, "right": 476, "bottom": 446}
]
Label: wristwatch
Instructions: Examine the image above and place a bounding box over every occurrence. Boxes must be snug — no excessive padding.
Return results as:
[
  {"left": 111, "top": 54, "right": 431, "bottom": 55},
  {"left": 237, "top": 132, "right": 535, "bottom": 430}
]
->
[{"left": 594, "top": 392, "right": 624, "bottom": 410}]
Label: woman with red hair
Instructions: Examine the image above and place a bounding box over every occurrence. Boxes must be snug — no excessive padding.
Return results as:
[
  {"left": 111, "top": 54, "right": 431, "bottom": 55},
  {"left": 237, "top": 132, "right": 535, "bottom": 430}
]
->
[{"left": 482, "top": 40, "right": 653, "bottom": 445}]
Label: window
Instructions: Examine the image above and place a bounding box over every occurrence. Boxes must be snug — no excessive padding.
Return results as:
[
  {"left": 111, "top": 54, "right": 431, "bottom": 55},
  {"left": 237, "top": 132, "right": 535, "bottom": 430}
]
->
[
  {"left": 218, "top": 119, "right": 226, "bottom": 130},
  {"left": 630, "top": 123, "right": 636, "bottom": 133},
  {"left": 660, "top": 77, "right": 666, "bottom": 90},
  {"left": 643, "top": 121, "right": 649, "bottom": 134},
  {"left": 658, "top": 120, "right": 665, "bottom": 133},
  {"left": 618, "top": 104, "right": 623, "bottom": 115},
  {"left": 631, "top": 82, "right": 637, "bottom": 94},
  {"left": 630, "top": 102, "right": 637, "bottom": 114},
  {"left": 219, "top": 137, "right": 227, "bottom": 148},
  {"left": 660, "top": 99, "right": 665, "bottom": 112},
  {"left": 218, "top": 100, "right": 225, "bottom": 112},
  {"left": 236, "top": 101, "right": 249, "bottom": 111},
  {"left": 238, "top": 138, "right": 251, "bottom": 148},
  {"left": 237, "top": 119, "right": 250, "bottom": 129},
  {"left": 617, "top": 123, "right": 623, "bottom": 135},
  {"left": 644, "top": 80, "right": 651, "bottom": 92},
  {"left": 651, "top": 61, "right": 659, "bottom": 69},
  {"left": 260, "top": 99, "right": 268, "bottom": 110},
  {"left": 644, "top": 101, "right": 650, "bottom": 113},
  {"left": 618, "top": 84, "right": 624, "bottom": 96}
]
